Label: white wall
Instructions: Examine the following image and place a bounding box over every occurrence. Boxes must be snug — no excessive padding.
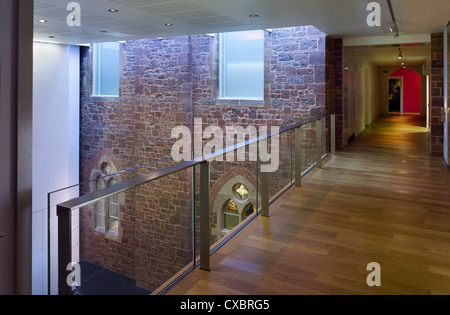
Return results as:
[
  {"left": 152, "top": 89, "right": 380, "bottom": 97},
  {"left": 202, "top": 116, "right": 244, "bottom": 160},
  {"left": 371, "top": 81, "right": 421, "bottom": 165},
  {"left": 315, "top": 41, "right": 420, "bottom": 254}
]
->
[
  {"left": 344, "top": 49, "right": 379, "bottom": 141},
  {"left": 354, "top": 57, "right": 379, "bottom": 136},
  {"left": 32, "top": 43, "right": 80, "bottom": 295}
]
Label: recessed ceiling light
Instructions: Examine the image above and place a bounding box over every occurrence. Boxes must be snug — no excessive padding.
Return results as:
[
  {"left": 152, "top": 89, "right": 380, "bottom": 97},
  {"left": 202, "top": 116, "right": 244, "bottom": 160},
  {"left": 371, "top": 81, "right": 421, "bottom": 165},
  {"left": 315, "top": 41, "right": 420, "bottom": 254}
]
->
[
  {"left": 108, "top": 9, "right": 119, "bottom": 13},
  {"left": 49, "top": 36, "right": 55, "bottom": 38},
  {"left": 37, "top": 19, "right": 47, "bottom": 23},
  {"left": 249, "top": 14, "right": 259, "bottom": 18},
  {"left": 165, "top": 23, "right": 173, "bottom": 27},
  {"left": 100, "top": 30, "right": 108, "bottom": 33}
]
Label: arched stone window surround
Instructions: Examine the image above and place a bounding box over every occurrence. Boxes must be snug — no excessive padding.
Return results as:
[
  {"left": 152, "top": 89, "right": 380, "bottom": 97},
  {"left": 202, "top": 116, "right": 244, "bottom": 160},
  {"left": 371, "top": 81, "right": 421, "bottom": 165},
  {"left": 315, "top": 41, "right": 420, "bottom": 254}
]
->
[
  {"left": 87, "top": 151, "right": 124, "bottom": 240},
  {"left": 210, "top": 166, "right": 261, "bottom": 238}
]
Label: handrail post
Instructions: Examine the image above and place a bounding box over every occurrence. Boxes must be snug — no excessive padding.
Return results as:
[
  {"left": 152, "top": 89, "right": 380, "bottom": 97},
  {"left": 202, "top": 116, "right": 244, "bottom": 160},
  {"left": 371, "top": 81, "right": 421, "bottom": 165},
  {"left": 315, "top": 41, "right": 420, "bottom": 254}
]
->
[
  {"left": 331, "top": 114, "right": 336, "bottom": 156},
  {"left": 199, "top": 161, "right": 211, "bottom": 271},
  {"left": 316, "top": 117, "right": 324, "bottom": 169},
  {"left": 260, "top": 138, "right": 270, "bottom": 218},
  {"left": 295, "top": 126, "right": 302, "bottom": 187},
  {"left": 57, "top": 205, "right": 73, "bottom": 295}
]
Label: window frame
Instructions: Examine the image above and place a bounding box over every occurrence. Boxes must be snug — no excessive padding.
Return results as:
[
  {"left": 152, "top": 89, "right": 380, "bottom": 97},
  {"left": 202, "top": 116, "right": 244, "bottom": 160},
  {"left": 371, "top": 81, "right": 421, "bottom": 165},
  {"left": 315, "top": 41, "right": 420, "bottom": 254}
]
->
[
  {"left": 107, "top": 178, "right": 119, "bottom": 235},
  {"left": 219, "top": 30, "right": 265, "bottom": 101},
  {"left": 89, "top": 42, "right": 122, "bottom": 101},
  {"left": 223, "top": 200, "right": 240, "bottom": 230},
  {"left": 214, "top": 30, "right": 271, "bottom": 107}
]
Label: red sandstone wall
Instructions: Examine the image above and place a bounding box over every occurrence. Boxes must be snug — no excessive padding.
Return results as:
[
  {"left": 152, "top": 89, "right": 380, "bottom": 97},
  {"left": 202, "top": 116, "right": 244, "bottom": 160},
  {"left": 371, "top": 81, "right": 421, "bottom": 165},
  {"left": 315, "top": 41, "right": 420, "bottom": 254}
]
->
[{"left": 79, "top": 26, "right": 333, "bottom": 291}]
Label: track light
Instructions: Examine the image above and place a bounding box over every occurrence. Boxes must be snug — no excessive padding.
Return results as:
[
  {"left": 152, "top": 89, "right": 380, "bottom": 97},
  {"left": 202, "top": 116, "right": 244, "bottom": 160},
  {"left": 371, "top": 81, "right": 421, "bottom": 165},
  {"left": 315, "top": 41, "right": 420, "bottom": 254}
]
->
[
  {"left": 398, "top": 48, "right": 403, "bottom": 60},
  {"left": 390, "top": 22, "right": 399, "bottom": 38},
  {"left": 387, "top": 0, "right": 400, "bottom": 38}
]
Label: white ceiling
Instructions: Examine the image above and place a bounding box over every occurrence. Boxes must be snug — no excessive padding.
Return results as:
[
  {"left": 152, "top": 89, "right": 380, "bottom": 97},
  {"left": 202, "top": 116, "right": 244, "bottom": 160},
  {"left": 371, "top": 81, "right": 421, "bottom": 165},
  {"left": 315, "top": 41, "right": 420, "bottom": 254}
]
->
[{"left": 34, "top": 0, "right": 450, "bottom": 45}]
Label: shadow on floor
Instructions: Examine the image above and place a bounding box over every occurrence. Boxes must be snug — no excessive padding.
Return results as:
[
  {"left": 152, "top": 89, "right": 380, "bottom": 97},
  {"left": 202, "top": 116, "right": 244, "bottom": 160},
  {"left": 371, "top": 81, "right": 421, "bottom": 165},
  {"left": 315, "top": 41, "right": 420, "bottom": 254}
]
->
[{"left": 75, "top": 260, "right": 152, "bottom": 295}]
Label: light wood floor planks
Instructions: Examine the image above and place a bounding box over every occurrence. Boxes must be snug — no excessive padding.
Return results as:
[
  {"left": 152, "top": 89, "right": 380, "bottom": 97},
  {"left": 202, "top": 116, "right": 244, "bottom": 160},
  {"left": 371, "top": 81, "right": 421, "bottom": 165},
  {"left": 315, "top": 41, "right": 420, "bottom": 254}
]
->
[{"left": 165, "top": 115, "right": 450, "bottom": 295}]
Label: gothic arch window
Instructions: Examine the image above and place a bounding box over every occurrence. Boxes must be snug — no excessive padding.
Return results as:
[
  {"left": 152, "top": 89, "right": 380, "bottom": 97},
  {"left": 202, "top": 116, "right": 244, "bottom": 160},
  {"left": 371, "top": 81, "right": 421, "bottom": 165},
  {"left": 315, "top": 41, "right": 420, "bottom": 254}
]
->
[
  {"left": 89, "top": 155, "right": 122, "bottom": 238},
  {"left": 211, "top": 174, "right": 260, "bottom": 239},
  {"left": 94, "top": 162, "right": 120, "bottom": 235}
]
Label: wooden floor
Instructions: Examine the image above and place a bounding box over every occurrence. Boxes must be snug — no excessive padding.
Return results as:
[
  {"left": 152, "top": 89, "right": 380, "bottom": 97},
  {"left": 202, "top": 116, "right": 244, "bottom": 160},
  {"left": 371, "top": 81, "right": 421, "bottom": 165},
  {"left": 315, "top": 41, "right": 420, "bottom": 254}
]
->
[{"left": 166, "top": 114, "right": 450, "bottom": 295}]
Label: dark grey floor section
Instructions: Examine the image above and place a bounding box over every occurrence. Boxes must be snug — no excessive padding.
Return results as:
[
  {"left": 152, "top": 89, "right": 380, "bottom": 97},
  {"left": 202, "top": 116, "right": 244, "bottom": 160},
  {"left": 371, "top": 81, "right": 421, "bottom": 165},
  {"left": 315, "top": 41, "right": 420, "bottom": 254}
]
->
[{"left": 75, "top": 260, "right": 152, "bottom": 295}]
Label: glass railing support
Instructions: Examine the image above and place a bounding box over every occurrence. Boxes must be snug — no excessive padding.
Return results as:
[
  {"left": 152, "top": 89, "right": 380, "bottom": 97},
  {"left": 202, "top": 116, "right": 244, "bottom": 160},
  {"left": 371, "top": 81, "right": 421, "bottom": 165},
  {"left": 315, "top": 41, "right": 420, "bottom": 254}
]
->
[
  {"left": 331, "top": 114, "right": 336, "bottom": 156},
  {"left": 260, "top": 138, "right": 270, "bottom": 218},
  {"left": 199, "top": 161, "right": 211, "bottom": 272},
  {"left": 316, "top": 117, "right": 325, "bottom": 169},
  {"left": 295, "top": 126, "right": 302, "bottom": 188},
  {"left": 57, "top": 205, "right": 73, "bottom": 296}
]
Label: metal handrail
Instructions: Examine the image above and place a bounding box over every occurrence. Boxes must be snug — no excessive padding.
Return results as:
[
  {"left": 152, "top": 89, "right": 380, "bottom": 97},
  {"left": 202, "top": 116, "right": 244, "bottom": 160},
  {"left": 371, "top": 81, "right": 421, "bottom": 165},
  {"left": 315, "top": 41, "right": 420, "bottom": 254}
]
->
[
  {"left": 57, "top": 113, "right": 326, "bottom": 211},
  {"left": 57, "top": 160, "right": 201, "bottom": 211}
]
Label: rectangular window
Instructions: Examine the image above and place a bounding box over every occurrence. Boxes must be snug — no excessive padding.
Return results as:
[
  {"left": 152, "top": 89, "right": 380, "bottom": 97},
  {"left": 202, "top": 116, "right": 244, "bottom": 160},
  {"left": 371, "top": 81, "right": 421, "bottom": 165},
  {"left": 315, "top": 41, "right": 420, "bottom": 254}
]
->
[
  {"left": 219, "top": 30, "right": 264, "bottom": 100},
  {"left": 93, "top": 42, "right": 120, "bottom": 97}
]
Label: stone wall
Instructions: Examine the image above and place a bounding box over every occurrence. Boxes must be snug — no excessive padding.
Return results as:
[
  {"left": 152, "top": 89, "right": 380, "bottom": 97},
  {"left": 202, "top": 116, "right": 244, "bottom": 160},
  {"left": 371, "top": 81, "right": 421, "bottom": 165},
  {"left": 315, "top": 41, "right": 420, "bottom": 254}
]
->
[
  {"left": 332, "top": 39, "right": 344, "bottom": 149},
  {"left": 79, "top": 25, "right": 333, "bottom": 291},
  {"left": 430, "top": 33, "right": 445, "bottom": 156}
]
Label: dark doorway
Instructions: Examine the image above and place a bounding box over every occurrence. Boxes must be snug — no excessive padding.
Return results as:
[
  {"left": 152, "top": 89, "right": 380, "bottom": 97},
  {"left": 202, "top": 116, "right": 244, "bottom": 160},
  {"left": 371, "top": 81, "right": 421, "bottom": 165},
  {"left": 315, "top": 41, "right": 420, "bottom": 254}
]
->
[{"left": 389, "top": 78, "right": 402, "bottom": 112}]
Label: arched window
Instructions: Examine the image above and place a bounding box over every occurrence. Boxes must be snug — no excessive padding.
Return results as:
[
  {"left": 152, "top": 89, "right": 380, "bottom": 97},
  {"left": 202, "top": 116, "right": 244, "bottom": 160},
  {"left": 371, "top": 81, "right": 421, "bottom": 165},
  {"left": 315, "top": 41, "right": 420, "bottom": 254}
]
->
[
  {"left": 95, "top": 162, "right": 120, "bottom": 234},
  {"left": 211, "top": 172, "right": 260, "bottom": 238}
]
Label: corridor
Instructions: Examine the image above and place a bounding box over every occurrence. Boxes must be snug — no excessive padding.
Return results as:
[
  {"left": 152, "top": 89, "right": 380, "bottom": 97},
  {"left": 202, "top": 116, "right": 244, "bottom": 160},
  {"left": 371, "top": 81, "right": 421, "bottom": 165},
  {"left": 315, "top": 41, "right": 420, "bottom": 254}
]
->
[{"left": 164, "top": 115, "right": 450, "bottom": 295}]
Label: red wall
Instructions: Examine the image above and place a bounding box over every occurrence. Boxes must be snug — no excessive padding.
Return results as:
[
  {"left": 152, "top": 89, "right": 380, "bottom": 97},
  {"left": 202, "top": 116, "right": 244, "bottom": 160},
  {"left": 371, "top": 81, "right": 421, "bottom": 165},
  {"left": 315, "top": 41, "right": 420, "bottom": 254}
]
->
[{"left": 390, "top": 67, "right": 421, "bottom": 113}]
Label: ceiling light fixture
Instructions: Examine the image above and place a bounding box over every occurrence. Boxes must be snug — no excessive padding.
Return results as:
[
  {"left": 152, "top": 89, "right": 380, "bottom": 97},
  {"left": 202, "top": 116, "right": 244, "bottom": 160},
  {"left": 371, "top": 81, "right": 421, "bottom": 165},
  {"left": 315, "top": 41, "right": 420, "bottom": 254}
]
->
[
  {"left": 37, "top": 19, "right": 47, "bottom": 23},
  {"left": 398, "top": 48, "right": 403, "bottom": 60},
  {"left": 387, "top": 0, "right": 400, "bottom": 38},
  {"left": 165, "top": 23, "right": 173, "bottom": 27},
  {"left": 249, "top": 14, "right": 259, "bottom": 18},
  {"left": 108, "top": 9, "right": 119, "bottom": 13}
]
